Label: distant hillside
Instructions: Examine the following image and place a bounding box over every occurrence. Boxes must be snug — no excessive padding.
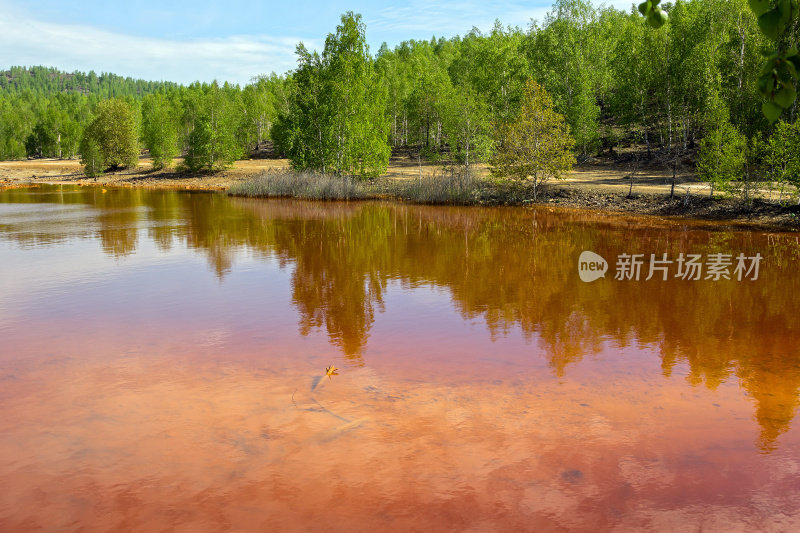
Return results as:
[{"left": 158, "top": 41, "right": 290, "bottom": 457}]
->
[{"left": 0, "top": 66, "right": 180, "bottom": 99}]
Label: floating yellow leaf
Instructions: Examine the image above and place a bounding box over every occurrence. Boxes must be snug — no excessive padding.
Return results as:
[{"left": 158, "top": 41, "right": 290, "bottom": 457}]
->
[{"left": 325, "top": 365, "right": 339, "bottom": 380}]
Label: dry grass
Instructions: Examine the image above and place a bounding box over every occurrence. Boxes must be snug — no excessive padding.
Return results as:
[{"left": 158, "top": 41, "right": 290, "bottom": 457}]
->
[
  {"left": 229, "top": 169, "right": 365, "bottom": 200},
  {"left": 380, "top": 167, "right": 483, "bottom": 204},
  {"left": 229, "top": 166, "right": 485, "bottom": 205}
]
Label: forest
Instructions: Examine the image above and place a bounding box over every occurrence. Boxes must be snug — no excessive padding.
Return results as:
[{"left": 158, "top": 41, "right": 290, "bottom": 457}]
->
[{"left": 0, "top": 0, "right": 798, "bottom": 196}]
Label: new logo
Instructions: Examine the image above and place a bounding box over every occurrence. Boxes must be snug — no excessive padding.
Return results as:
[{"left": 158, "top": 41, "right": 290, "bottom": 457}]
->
[{"left": 578, "top": 250, "right": 608, "bottom": 282}]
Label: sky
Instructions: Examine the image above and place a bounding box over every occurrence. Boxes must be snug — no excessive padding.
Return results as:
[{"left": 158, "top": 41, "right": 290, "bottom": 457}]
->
[{"left": 0, "top": 0, "right": 633, "bottom": 86}]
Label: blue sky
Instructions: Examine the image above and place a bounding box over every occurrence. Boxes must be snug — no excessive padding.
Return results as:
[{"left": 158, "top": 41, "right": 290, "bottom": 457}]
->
[{"left": 0, "top": 0, "right": 633, "bottom": 85}]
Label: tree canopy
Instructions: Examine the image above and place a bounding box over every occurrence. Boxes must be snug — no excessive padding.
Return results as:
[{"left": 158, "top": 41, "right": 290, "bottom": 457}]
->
[
  {"left": 272, "top": 12, "right": 390, "bottom": 177},
  {"left": 493, "top": 80, "right": 576, "bottom": 198},
  {"left": 81, "top": 98, "right": 139, "bottom": 172}
]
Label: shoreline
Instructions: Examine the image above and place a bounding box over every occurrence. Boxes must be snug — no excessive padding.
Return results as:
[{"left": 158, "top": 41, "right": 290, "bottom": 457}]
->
[{"left": 2, "top": 157, "right": 798, "bottom": 231}]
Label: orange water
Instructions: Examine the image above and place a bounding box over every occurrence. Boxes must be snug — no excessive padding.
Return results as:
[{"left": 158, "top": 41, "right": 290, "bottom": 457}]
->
[{"left": 1, "top": 186, "right": 799, "bottom": 531}]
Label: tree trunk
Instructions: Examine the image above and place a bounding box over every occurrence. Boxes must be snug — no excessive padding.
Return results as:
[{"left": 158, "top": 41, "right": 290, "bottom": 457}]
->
[{"left": 670, "top": 156, "right": 677, "bottom": 200}]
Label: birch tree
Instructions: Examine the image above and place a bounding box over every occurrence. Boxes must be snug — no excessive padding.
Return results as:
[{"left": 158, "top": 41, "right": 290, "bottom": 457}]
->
[{"left": 493, "top": 80, "right": 575, "bottom": 199}]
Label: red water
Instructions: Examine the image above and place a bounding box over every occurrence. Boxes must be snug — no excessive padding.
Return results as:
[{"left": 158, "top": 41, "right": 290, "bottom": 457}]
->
[{"left": 1, "top": 186, "right": 799, "bottom": 531}]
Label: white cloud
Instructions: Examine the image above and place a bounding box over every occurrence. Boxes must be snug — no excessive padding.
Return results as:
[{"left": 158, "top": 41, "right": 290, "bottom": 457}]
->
[
  {"left": 364, "top": 0, "right": 637, "bottom": 41},
  {"left": 0, "top": 0, "right": 641, "bottom": 84},
  {"left": 0, "top": 7, "right": 319, "bottom": 85},
  {"left": 368, "top": 1, "right": 550, "bottom": 37}
]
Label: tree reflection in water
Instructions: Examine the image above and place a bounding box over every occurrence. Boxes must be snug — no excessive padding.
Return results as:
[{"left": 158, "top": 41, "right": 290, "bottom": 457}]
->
[{"left": 1, "top": 185, "right": 798, "bottom": 451}]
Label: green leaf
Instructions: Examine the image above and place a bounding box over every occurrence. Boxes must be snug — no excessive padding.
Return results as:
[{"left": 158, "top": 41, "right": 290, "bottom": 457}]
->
[
  {"left": 758, "top": 9, "right": 784, "bottom": 40},
  {"left": 774, "top": 85, "right": 797, "bottom": 108},
  {"left": 776, "top": 62, "right": 794, "bottom": 82},
  {"left": 748, "top": 0, "right": 772, "bottom": 16},
  {"left": 784, "top": 59, "right": 799, "bottom": 79},
  {"left": 777, "top": 0, "right": 793, "bottom": 26},
  {"left": 647, "top": 9, "right": 668, "bottom": 28},
  {"left": 766, "top": 77, "right": 777, "bottom": 93},
  {"left": 787, "top": 55, "right": 800, "bottom": 74},
  {"left": 762, "top": 101, "right": 783, "bottom": 122},
  {"left": 759, "top": 57, "right": 778, "bottom": 76},
  {"left": 638, "top": 1, "right": 651, "bottom": 16}
]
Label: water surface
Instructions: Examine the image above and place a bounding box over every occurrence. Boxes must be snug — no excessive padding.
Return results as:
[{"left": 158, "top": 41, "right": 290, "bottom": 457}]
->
[{"left": 1, "top": 185, "right": 799, "bottom": 531}]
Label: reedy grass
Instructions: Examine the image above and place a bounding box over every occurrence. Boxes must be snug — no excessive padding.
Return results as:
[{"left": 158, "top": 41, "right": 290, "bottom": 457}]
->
[
  {"left": 228, "top": 167, "right": 485, "bottom": 205},
  {"left": 228, "top": 169, "right": 365, "bottom": 200},
  {"left": 381, "top": 167, "right": 481, "bottom": 205}
]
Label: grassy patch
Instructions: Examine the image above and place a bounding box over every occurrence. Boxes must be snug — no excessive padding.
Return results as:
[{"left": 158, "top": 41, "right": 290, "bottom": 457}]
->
[
  {"left": 228, "top": 169, "right": 365, "bottom": 200},
  {"left": 382, "top": 168, "right": 483, "bottom": 205},
  {"left": 229, "top": 167, "right": 487, "bottom": 205}
]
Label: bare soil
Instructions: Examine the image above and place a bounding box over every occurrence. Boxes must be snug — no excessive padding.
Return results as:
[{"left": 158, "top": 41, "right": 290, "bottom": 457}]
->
[{"left": 0, "top": 157, "right": 290, "bottom": 190}]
